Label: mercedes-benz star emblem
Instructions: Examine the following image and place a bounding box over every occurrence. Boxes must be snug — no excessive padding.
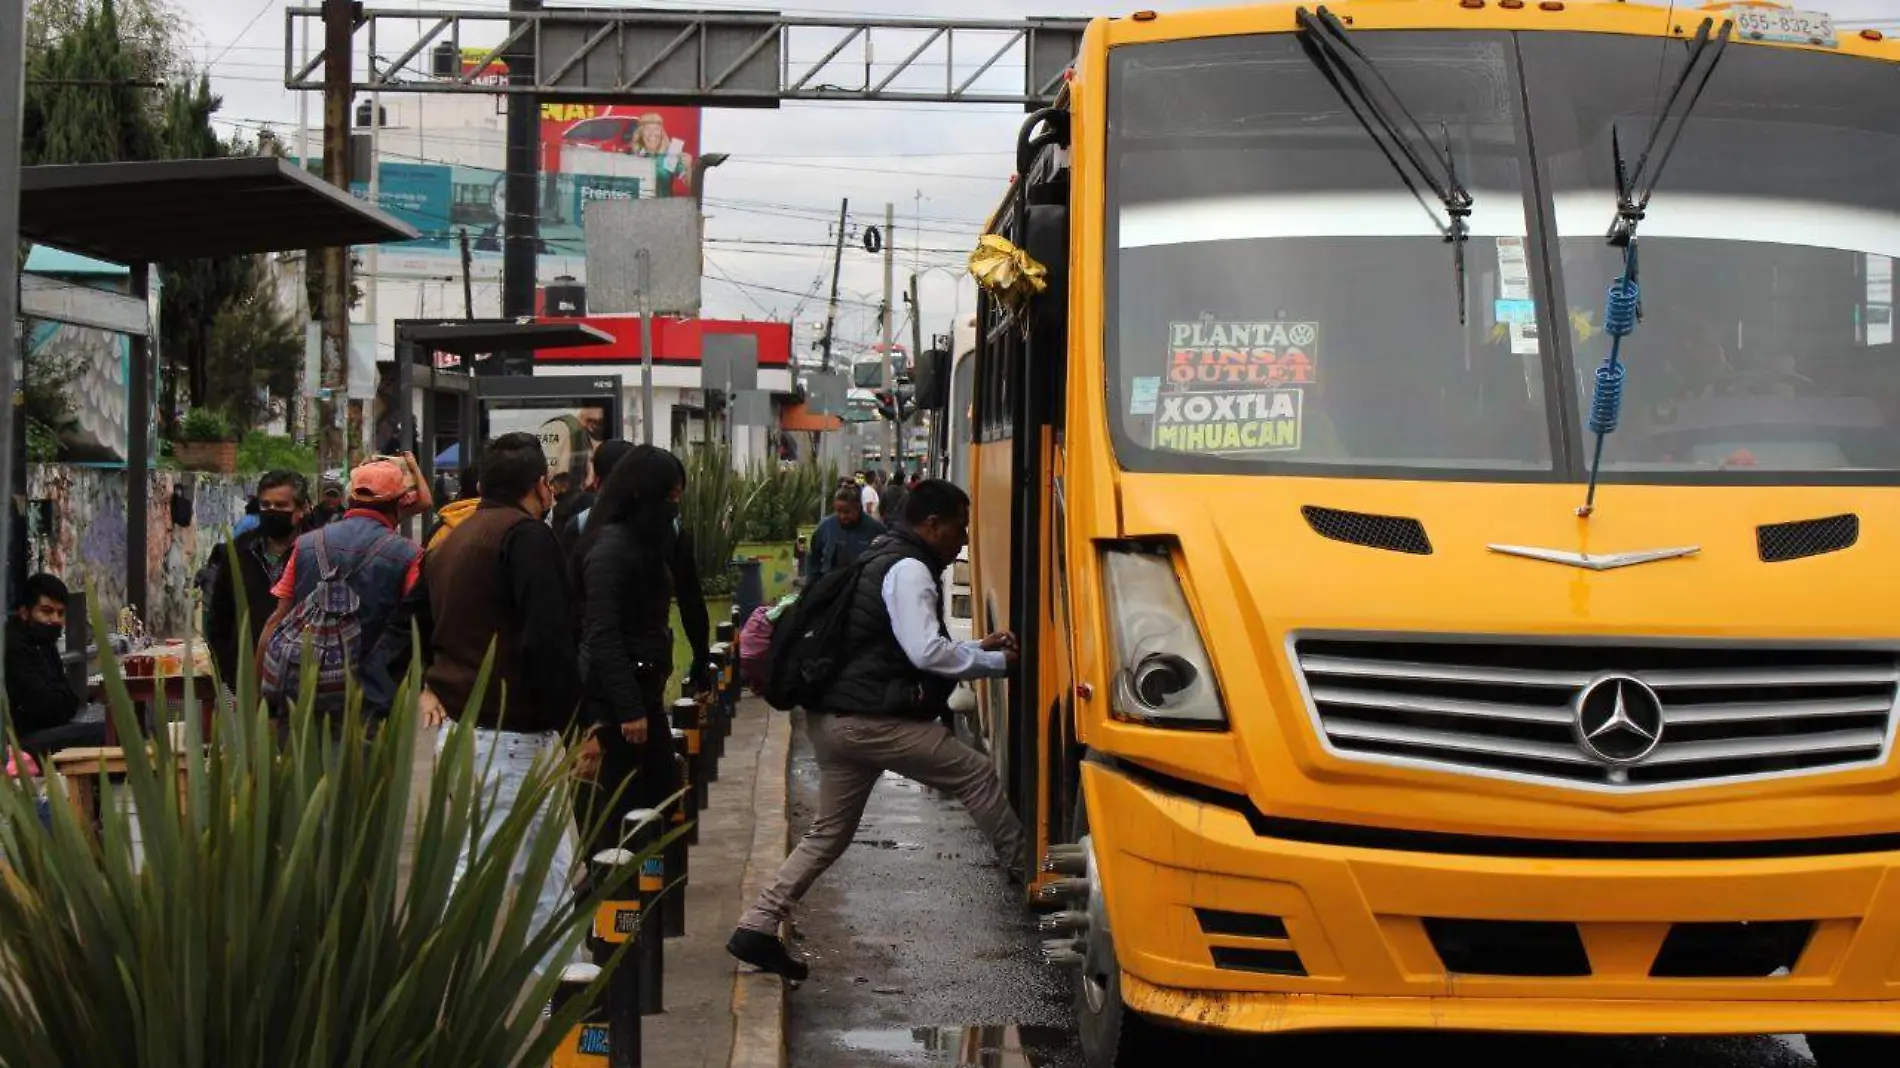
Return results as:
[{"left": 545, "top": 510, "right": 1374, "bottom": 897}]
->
[{"left": 1572, "top": 674, "right": 1666, "bottom": 766}]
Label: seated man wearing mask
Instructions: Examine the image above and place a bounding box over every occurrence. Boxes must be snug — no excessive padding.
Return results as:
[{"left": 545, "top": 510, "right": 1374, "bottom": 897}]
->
[{"left": 5, "top": 574, "right": 107, "bottom": 756}]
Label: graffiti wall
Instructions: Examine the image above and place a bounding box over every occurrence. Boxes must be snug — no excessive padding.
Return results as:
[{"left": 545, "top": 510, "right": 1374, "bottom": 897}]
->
[{"left": 25, "top": 465, "right": 252, "bottom": 636}]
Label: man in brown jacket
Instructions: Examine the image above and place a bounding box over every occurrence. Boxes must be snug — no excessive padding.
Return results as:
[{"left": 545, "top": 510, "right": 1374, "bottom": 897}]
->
[{"left": 372, "top": 431, "right": 584, "bottom": 979}]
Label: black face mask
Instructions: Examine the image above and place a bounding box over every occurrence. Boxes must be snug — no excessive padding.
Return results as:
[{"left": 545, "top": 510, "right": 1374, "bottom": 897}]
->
[
  {"left": 24, "top": 621, "right": 61, "bottom": 645},
  {"left": 258, "top": 512, "right": 297, "bottom": 539}
]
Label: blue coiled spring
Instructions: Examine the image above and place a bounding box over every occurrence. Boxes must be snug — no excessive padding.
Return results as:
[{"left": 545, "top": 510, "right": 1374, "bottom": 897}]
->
[
  {"left": 1604, "top": 275, "right": 1640, "bottom": 338},
  {"left": 1588, "top": 359, "right": 1625, "bottom": 436},
  {"left": 1581, "top": 251, "right": 1640, "bottom": 515},
  {"left": 1588, "top": 277, "right": 1638, "bottom": 435}
]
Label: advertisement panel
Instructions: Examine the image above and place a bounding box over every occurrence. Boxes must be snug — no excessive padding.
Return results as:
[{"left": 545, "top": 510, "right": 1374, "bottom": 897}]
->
[{"left": 345, "top": 50, "right": 704, "bottom": 279}]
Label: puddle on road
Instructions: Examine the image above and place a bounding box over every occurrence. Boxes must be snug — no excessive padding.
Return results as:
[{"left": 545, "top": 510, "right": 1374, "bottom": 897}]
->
[{"left": 837, "top": 1024, "right": 1071, "bottom": 1067}]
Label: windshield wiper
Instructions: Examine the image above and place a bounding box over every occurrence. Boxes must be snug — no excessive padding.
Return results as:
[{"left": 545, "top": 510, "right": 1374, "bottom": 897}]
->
[
  {"left": 1607, "top": 16, "right": 1734, "bottom": 246},
  {"left": 1295, "top": 5, "right": 1475, "bottom": 323},
  {"left": 1579, "top": 16, "right": 1733, "bottom": 517}
]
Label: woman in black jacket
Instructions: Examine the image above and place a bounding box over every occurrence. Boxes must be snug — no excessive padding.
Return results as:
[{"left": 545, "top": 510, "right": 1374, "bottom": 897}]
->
[{"left": 574, "top": 445, "right": 685, "bottom": 846}]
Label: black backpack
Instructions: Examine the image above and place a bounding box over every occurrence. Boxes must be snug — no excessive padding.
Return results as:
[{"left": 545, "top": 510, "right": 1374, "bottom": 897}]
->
[{"left": 761, "top": 555, "right": 874, "bottom": 712}]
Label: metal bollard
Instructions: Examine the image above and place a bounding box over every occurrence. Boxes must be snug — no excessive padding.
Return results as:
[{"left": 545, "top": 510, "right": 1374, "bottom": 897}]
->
[
  {"left": 702, "top": 687, "right": 725, "bottom": 766},
  {"left": 708, "top": 643, "right": 733, "bottom": 712},
  {"left": 663, "top": 742, "right": 693, "bottom": 940},
  {"left": 548, "top": 962, "right": 610, "bottom": 1067},
  {"left": 674, "top": 697, "right": 713, "bottom": 800},
  {"left": 622, "top": 807, "right": 665, "bottom": 1017},
  {"left": 587, "top": 849, "right": 642, "bottom": 1068}
]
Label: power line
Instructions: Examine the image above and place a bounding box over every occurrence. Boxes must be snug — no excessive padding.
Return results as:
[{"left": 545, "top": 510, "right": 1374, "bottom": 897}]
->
[{"left": 203, "top": 0, "right": 280, "bottom": 69}]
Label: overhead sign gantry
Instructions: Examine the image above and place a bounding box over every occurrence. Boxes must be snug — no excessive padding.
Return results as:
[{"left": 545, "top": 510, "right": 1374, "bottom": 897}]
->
[{"left": 283, "top": 6, "right": 1086, "bottom": 107}]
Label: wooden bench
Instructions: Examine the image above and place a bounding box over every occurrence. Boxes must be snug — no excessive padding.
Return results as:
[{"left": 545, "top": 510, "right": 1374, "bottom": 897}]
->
[{"left": 48, "top": 746, "right": 196, "bottom": 838}]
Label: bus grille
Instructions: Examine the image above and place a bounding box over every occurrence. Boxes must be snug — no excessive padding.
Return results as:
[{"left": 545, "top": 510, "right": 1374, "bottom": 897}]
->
[{"left": 1294, "top": 637, "right": 1900, "bottom": 789}]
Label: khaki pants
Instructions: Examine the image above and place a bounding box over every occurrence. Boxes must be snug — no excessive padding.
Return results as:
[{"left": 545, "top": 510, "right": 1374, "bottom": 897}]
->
[{"left": 737, "top": 712, "right": 1026, "bottom": 935}]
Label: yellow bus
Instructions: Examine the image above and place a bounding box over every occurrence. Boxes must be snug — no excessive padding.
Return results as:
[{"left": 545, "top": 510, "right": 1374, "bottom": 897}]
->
[{"left": 940, "top": 2, "right": 1900, "bottom": 1064}]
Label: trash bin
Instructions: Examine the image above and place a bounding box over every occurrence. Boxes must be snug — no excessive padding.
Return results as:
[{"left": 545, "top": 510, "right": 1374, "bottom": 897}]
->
[{"left": 732, "top": 557, "right": 765, "bottom": 624}]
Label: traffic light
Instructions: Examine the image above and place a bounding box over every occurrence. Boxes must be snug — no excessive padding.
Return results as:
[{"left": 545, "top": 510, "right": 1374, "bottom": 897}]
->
[{"left": 873, "top": 387, "right": 916, "bottom": 423}]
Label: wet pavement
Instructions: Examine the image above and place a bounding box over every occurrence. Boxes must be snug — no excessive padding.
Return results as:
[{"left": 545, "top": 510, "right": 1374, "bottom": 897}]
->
[
  {"left": 780, "top": 710, "right": 1822, "bottom": 1068},
  {"left": 782, "top": 710, "right": 1080, "bottom": 1068}
]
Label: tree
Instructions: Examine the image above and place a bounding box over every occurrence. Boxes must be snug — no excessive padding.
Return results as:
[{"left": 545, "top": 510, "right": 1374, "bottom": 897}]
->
[
  {"left": 21, "top": 0, "right": 157, "bottom": 167},
  {"left": 204, "top": 271, "right": 303, "bottom": 432},
  {"left": 23, "top": 1, "right": 310, "bottom": 449},
  {"left": 156, "top": 76, "right": 259, "bottom": 418},
  {"left": 27, "top": 0, "right": 185, "bottom": 87},
  {"left": 22, "top": 341, "right": 85, "bottom": 462}
]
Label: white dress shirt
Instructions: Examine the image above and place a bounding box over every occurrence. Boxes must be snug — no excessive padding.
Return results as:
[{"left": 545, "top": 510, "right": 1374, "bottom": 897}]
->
[{"left": 880, "top": 557, "right": 1008, "bottom": 680}]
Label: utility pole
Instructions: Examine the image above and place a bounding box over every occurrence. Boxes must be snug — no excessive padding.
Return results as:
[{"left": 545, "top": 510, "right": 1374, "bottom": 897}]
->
[
  {"left": 295, "top": 17, "right": 313, "bottom": 446},
  {"left": 502, "top": 0, "right": 542, "bottom": 321},
  {"left": 320, "top": 0, "right": 354, "bottom": 473},
  {"left": 459, "top": 229, "right": 475, "bottom": 319},
  {"left": 361, "top": 78, "right": 381, "bottom": 458},
  {"left": 637, "top": 249, "right": 655, "bottom": 445},
  {"left": 880, "top": 202, "right": 897, "bottom": 476},
  {"left": 817, "top": 198, "right": 848, "bottom": 374},
  {"left": 908, "top": 272, "right": 923, "bottom": 481}
]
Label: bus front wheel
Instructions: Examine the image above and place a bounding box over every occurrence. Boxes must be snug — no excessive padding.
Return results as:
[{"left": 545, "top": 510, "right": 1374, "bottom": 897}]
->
[
  {"left": 1071, "top": 794, "right": 1164, "bottom": 1068},
  {"left": 1808, "top": 1034, "right": 1900, "bottom": 1066}
]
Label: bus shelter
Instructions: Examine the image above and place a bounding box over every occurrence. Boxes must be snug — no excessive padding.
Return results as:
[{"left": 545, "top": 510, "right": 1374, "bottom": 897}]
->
[
  {"left": 390, "top": 319, "right": 615, "bottom": 536},
  {"left": 10, "top": 156, "right": 418, "bottom": 636}
]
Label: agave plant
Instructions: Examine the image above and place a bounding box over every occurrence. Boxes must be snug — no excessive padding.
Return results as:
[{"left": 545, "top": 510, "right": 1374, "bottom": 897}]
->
[
  {"left": 734, "top": 456, "right": 837, "bottom": 543},
  {"left": 0, "top": 600, "right": 657, "bottom": 1068},
  {"left": 681, "top": 443, "right": 742, "bottom": 595}
]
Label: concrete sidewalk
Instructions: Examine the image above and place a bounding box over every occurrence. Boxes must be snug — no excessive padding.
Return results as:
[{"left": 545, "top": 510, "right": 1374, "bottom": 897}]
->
[
  {"left": 648, "top": 698, "right": 792, "bottom": 1068},
  {"left": 395, "top": 698, "right": 795, "bottom": 1068}
]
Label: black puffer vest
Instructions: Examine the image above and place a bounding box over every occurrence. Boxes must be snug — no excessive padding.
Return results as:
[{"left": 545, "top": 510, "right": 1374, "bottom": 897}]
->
[{"left": 820, "top": 528, "right": 951, "bottom": 719}]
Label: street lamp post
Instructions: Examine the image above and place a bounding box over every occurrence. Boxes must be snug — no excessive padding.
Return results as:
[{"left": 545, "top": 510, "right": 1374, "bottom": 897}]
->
[
  {"left": 692, "top": 152, "right": 729, "bottom": 451},
  {"left": 692, "top": 152, "right": 730, "bottom": 221}
]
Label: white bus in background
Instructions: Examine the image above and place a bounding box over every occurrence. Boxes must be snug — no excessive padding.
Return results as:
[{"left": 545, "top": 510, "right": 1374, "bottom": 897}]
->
[{"left": 941, "top": 313, "right": 978, "bottom": 488}]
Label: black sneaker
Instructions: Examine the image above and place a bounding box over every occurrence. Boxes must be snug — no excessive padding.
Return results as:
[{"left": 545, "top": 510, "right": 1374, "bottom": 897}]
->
[{"left": 727, "top": 928, "right": 810, "bottom": 982}]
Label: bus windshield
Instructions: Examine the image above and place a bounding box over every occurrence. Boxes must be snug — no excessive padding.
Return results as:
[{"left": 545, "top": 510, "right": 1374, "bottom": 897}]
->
[
  {"left": 1106, "top": 30, "right": 1900, "bottom": 482},
  {"left": 1525, "top": 32, "right": 1900, "bottom": 478}
]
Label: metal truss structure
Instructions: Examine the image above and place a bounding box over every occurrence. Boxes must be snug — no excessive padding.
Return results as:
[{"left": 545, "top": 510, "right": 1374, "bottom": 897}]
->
[{"left": 283, "top": 6, "right": 1086, "bottom": 107}]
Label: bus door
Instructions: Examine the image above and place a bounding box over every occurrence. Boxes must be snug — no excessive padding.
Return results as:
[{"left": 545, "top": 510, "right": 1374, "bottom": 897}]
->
[{"left": 968, "top": 109, "right": 1074, "bottom": 878}]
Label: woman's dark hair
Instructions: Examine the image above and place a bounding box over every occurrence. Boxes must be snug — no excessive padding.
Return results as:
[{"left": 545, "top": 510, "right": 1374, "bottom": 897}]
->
[{"left": 571, "top": 444, "right": 684, "bottom": 590}]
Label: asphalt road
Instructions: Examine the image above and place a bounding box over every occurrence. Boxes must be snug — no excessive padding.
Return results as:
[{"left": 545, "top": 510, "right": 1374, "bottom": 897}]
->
[{"left": 780, "top": 711, "right": 1823, "bottom": 1068}]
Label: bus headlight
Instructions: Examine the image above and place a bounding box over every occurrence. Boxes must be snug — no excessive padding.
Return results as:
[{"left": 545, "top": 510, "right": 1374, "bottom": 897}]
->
[{"left": 1100, "top": 545, "right": 1226, "bottom": 728}]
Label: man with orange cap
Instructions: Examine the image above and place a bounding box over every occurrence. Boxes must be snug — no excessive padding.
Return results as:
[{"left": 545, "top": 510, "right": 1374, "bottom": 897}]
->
[{"left": 256, "top": 457, "right": 426, "bottom": 717}]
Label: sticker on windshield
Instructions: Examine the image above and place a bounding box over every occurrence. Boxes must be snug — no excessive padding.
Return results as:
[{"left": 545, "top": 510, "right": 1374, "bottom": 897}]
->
[
  {"left": 1510, "top": 318, "right": 1540, "bottom": 356},
  {"left": 1497, "top": 237, "right": 1531, "bottom": 301},
  {"left": 1152, "top": 389, "right": 1303, "bottom": 455},
  {"left": 1494, "top": 298, "right": 1536, "bottom": 324},
  {"left": 1167, "top": 320, "right": 1317, "bottom": 390},
  {"left": 1128, "top": 376, "right": 1161, "bottom": 416}
]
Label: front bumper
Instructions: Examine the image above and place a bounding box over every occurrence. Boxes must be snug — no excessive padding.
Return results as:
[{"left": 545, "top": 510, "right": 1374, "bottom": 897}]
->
[{"left": 1084, "top": 761, "right": 1900, "bottom": 1036}]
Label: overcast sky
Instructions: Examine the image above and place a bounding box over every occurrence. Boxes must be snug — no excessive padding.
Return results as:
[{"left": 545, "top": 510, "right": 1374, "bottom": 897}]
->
[{"left": 179, "top": 0, "right": 1900, "bottom": 352}]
